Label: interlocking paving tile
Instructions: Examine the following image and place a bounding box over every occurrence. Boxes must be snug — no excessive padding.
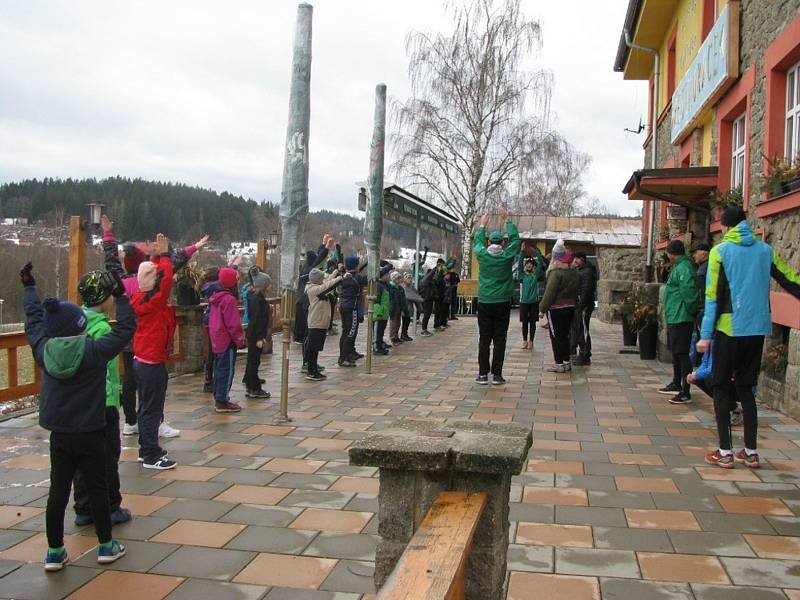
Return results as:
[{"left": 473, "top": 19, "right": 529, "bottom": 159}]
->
[
  {"left": 0, "top": 563, "right": 100, "bottom": 600},
  {"left": 555, "top": 547, "right": 640, "bottom": 578},
  {"left": 150, "top": 545, "right": 256, "bottom": 581},
  {"left": 233, "top": 553, "right": 337, "bottom": 589},
  {"left": 600, "top": 578, "right": 694, "bottom": 600},
  {"left": 637, "top": 552, "right": 730, "bottom": 584},
  {"left": 65, "top": 571, "right": 184, "bottom": 600},
  {"left": 164, "top": 578, "right": 267, "bottom": 600},
  {"left": 507, "top": 572, "right": 600, "bottom": 600}
]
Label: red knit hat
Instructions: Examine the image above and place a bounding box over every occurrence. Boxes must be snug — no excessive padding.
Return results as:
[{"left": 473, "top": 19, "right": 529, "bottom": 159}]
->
[
  {"left": 123, "top": 247, "right": 146, "bottom": 275},
  {"left": 219, "top": 267, "right": 238, "bottom": 289}
]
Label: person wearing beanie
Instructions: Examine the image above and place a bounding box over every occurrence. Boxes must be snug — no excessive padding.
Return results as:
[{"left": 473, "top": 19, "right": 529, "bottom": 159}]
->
[
  {"left": 516, "top": 243, "right": 546, "bottom": 351},
  {"left": 304, "top": 267, "right": 344, "bottom": 380},
  {"left": 295, "top": 235, "right": 335, "bottom": 343},
  {"left": 472, "top": 208, "right": 521, "bottom": 384},
  {"left": 658, "top": 238, "right": 698, "bottom": 405},
  {"left": 209, "top": 267, "right": 246, "bottom": 412},
  {"left": 699, "top": 206, "right": 800, "bottom": 469},
  {"left": 447, "top": 261, "right": 461, "bottom": 321},
  {"left": 538, "top": 239, "right": 580, "bottom": 373},
  {"left": 100, "top": 217, "right": 208, "bottom": 438},
  {"left": 399, "top": 272, "right": 419, "bottom": 342},
  {"left": 372, "top": 264, "right": 393, "bottom": 355},
  {"left": 570, "top": 251, "right": 597, "bottom": 366},
  {"left": 243, "top": 270, "right": 272, "bottom": 398},
  {"left": 691, "top": 242, "right": 711, "bottom": 353},
  {"left": 388, "top": 271, "right": 405, "bottom": 345},
  {"left": 338, "top": 255, "right": 368, "bottom": 366},
  {"left": 72, "top": 269, "right": 133, "bottom": 529},
  {"left": 418, "top": 266, "right": 437, "bottom": 337},
  {"left": 22, "top": 262, "right": 134, "bottom": 571}
]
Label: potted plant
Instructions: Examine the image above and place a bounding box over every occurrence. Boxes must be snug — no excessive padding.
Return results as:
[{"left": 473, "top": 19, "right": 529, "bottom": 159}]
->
[
  {"left": 760, "top": 155, "right": 800, "bottom": 198},
  {"left": 626, "top": 286, "right": 658, "bottom": 359},
  {"left": 618, "top": 297, "right": 637, "bottom": 347}
]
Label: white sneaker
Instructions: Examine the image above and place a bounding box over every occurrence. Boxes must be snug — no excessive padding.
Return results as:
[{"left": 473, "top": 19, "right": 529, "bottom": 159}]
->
[
  {"left": 158, "top": 423, "right": 181, "bottom": 438},
  {"left": 122, "top": 423, "right": 138, "bottom": 436}
]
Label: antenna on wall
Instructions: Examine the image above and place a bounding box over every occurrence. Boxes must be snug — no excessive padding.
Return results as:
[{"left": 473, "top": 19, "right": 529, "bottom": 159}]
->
[{"left": 625, "top": 116, "right": 645, "bottom": 135}]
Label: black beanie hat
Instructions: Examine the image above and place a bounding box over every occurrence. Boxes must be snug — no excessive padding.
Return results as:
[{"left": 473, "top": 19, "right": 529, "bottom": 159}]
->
[
  {"left": 721, "top": 205, "right": 746, "bottom": 227},
  {"left": 666, "top": 239, "right": 685, "bottom": 256},
  {"left": 42, "top": 298, "right": 87, "bottom": 338}
]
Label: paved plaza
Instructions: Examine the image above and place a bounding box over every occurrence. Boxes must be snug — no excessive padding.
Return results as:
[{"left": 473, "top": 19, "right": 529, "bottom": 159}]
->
[{"left": 1, "top": 317, "right": 800, "bottom": 599}]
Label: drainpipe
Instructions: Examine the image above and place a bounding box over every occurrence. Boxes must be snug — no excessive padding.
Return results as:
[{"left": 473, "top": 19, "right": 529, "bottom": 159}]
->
[{"left": 624, "top": 29, "right": 659, "bottom": 282}]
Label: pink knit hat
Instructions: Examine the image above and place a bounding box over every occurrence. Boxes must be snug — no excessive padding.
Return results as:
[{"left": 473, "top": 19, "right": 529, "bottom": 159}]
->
[{"left": 137, "top": 261, "right": 158, "bottom": 292}]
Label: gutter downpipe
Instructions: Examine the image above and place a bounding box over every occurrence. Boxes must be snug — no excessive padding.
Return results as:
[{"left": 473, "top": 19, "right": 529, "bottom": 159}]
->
[{"left": 624, "top": 29, "right": 659, "bottom": 282}]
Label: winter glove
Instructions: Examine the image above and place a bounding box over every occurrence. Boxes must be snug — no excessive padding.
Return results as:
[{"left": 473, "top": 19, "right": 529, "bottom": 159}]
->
[
  {"left": 20, "top": 262, "right": 35, "bottom": 287},
  {"left": 100, "top": 270, "right": 126, "bottom": 297}
]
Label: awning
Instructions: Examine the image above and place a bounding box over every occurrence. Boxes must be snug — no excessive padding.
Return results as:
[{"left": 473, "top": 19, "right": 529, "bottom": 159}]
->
[{"left": 623, "top": 167, "right": 719, "bottom": 208}]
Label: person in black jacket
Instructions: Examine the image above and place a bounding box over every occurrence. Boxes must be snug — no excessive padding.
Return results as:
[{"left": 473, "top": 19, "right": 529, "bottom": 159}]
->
[
  {"left": 433, "top": 259, "right": 448, "bottom": 330},
  {"left": 691, "top": 242, "right": 710, "bottom": 367},
  {"left": 294, "top": 235, "right": 333, "bottom": 343},
  {"left": 338, "top": 255, "right": 368, "bottom": 366},
  {"left": 571, "top": 252, "right": 597, "bottom": 366},
  {"left": 22, "top": 263, "right": 134, "bottom": 571},
  {"left": 448, "top": 264, "right": 460, "bottom": 320},
  {"left": 419, "top": 267, "right": 436, "bottom": 337},
  {"left": 244, "top": 271, "right": 272, "bottom": 398}
]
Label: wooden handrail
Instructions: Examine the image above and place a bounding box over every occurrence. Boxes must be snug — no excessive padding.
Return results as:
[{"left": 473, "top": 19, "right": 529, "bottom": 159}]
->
[{"left": 378, "top": 492, "right": 488, "bottom": 600}]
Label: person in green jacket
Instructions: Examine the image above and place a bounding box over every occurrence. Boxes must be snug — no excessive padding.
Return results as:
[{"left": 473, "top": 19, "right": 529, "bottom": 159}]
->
[
  {"left": 373, "top": 264, "right": 392, "bottom": 355},
  {"left": 517, "top": 243, "right": 545, "bottom": 350},
  {"left": 473, "top": 208, "right": 521, "bottom": 385},
  {"left": 659, "top": 239, "right": 698, "bottom": 405},
  {"left": 73, "top": 270, "right": 132, "bottom": 527}
]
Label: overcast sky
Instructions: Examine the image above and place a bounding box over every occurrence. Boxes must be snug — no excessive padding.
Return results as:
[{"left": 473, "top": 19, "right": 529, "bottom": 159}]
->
[{"left": 0, "top": 0, "right": 647, "bottom": 216}]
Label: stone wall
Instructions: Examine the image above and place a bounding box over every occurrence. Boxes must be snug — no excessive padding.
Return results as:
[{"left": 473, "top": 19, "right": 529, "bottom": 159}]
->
[{"left": 596, "top": 247, "right": 645, "bottom": 323}]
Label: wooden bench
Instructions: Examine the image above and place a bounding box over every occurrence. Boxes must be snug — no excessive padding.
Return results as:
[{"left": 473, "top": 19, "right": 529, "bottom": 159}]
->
[{"left": 378, "top": 491, "right": 488, "bottom": 600}]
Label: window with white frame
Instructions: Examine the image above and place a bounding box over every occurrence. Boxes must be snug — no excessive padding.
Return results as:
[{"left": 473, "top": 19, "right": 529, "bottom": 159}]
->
[
  {"left": 787, "top": 61, "right": 800, "bottom": 164},
  {"left": 731, "top": 113, "right": 746, "bottom": 190}
]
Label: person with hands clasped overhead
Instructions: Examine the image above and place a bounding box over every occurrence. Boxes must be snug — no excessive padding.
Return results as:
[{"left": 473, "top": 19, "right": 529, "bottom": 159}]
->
[
  {"left": 473, "top": 207, "right": 521, "bottom": 385},
  {"left": 22, "top": 262, "right": 134, "bottom": 571}
]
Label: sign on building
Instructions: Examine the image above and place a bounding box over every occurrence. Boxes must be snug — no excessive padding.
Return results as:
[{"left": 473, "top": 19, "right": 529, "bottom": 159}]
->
[{"left": 671, "top": 1, "right": 740, "bottom": 145}]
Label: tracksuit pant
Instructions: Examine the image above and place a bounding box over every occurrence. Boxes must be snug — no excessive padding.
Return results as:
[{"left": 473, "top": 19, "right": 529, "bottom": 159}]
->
[
  {"left": 477, "top": 301, "right": 511, "bottom": 377},
  {"left": 134, "top": 360, "right": 168, "bottom": 463},
  {"left": 340, "top": 307, "right": 359, "bottom": 362},
  {"left": 213, "top": 343, "right": 237, "bottom": 404},
  {"left": 73, "top": 406, "right": 122, "bottom": 518},
  {"left": 547, "top": 306, "right": 575, "bottom": 364}
]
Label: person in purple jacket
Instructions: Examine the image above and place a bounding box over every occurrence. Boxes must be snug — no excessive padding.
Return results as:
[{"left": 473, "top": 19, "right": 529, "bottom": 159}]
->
[{"left": 209, "top": 267, "right": 246, "bottom": 413}]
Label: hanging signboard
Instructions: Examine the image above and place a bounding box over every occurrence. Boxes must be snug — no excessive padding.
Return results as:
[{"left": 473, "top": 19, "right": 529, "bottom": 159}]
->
[
  {"left": 357, "top": 185, "right": 460, "bottom": 235},
  {"left": 670, "top": 1, "right": 739, "bottom": 145}
]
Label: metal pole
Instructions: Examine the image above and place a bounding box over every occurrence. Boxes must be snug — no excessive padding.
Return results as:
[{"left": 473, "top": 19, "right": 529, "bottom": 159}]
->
[
  {"left": 276, "top": 3, "right": 313, "bottom": 424},
  {"left": 363, "top": 83, "right": 387, "bottom": 374}
]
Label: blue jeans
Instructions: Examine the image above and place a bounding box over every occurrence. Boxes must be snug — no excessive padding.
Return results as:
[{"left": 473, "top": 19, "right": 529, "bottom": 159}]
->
[{"left": 213, "top": 344, "right": 237, "bottom": 404}]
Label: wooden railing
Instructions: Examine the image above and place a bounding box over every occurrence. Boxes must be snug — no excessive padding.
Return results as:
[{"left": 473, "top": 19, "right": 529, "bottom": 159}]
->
[{"left": 378, "top": 492, "right": 487, "bottom": 600}]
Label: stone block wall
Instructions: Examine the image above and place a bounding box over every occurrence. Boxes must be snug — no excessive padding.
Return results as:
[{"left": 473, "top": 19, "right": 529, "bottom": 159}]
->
[{"left": 596, "top": 247, "right": 645, "bottom": 323}]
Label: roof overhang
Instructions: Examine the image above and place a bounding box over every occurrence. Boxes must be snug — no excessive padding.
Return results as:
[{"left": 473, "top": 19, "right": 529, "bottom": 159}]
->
[
  {"left": 614, "top": 0, "right": 680, "bottom": 80},
  {"left": 623, "top": 167, "right": 719, "bottom": 208}
]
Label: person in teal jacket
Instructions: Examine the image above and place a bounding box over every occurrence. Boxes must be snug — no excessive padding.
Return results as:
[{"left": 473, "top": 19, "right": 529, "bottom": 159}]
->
[
  {"left": 72, "top": 270, "right": 134, "bottom": 529},
  {"left": 517, "top": 244, "right": 545, "bottom": 350},
  {"left": 699, "top": 206, "right": 800, "bottom": 469},
  {"left": 659, "top": 239, "right": 698, "bottom": 405},
  {"left": 473, "top": 208, "right": 521, "bottom": 385}
]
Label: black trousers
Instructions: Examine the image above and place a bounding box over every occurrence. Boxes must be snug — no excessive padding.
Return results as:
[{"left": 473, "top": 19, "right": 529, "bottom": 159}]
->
[
  {"left": 422, "top": 300, "right": 434, "bottom": 330},
  {"left": 520, "top": 302, "right": 538, "bottom": 342},
  {"left": 73, "top": 406, "right": 122, "bottom": 517},
  {"left": 434, "top": 299, "right": 447, "bottom": 328},
  {"left": 340, "top": 307, "right": 359, "bottom": 361},
  {"left": 573, "top": 306, "right": 593, "bottom": 357},
  {"left": 477, "top": 301, "right": 511, "bottom": 377},
  {"left": 243, "top": 337, "right": 264, "bottom": 391},
  {"left": 711, "top": 332, "right": 764, "bottom": 451},
  {"left": 293, "top": 303, "right": 308, "bottom": 343},
  {"left": 328, "top": 298, "right": 336, "bottom": 330},
  {"left": 401, "top": 313, "right": 411, "bottom": 336},
  {"left": 450, "top": 289, "right": 458, "bottom": 319},
  {"left": 374, "top": 319, "right": 388, "bottom": 349},
  {"left": 48, "top": 430, "right": 111, "bottom": 548},
  {"left": 121, "top": 351, "right": 138, "bottom": 425},
  {"left": 134, "top": 360, "right": 167, "bottom": 463},
  {"left": 547, "top": 306, "right": 575, "bottom": 364},
  {"left": 668, "top": 323, "right": 693, "bottom": 396},
  {"left": 307, "top": 328, "right": 326, "bottom": 374}
]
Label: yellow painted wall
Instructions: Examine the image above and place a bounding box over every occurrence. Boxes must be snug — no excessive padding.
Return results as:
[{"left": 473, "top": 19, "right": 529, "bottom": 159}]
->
[
  {"left": 657, "top": 0, "right": 704, "bottom": 111},
  {"left": 701, "top": 113, "right": 714, "bottom": 166}
]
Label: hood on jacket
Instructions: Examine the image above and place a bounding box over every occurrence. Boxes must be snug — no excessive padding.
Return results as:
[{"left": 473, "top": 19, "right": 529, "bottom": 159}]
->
[
  {"left": 201, "top": 281, "right": 222, "bottom": 299},
  {"left": 723, "top": 220, "right": 756, "bottom": 247},
  {"left": 487, "top": 244, "right": 504, "bottom": 256},
  {"left": 305, "top": 250, "right": 317, "bottom": 270},
  {"left": 83, "top": 307, "right": 110, "bottom": 335},
  {"left": 43, "top": 336, "right": 86, "bottom": 379},
  {"left": 209, "top": 288, "right": 235, "bottom": 306}
]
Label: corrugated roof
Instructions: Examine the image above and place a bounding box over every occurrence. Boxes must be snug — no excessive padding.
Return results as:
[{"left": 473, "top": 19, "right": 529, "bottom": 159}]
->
[{"left": 501, "top": 215, "right": 642, "bottom": 248}]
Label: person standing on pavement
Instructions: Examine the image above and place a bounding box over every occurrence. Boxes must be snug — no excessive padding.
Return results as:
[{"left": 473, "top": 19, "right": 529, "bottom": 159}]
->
[
  {"left": 243, "top": 271, "right": 272, "bottom": 399},
  {"left": 473, "top": 208, "right": 521, "bottom": 385},
  {"left": 571, "top": 252, "right": 597, "bottom": 366},
  {"left": 699, "top": 206, "right": 800, "bottom": 469},
  {"left": 305, "top": 268, "right": 345, "bottom": 380},
  {"left": 691, "top": 242, "right": 710, "bottom": 366},
  {"left": 517, "top": 243, "right": 545, "bottom": 350},
  {"left": 447, "top": 262, "right": 460, "bottom": 320},
  {"left": 338, "top": 256, "right": 367, "bottom": 367},
  {"left": 538, "top": 240, "right": 580, "bottom": 373},
  {"left": 658, "top": 239, "right": 698, "bottom": 405},
  {"left": 209, "top": 267, "right": 246, "bottom": 413}
]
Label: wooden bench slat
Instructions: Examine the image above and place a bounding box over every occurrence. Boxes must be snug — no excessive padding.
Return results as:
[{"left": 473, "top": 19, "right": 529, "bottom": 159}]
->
[{"left": 378, "top": 491, "right": 488, "bottom": 600}]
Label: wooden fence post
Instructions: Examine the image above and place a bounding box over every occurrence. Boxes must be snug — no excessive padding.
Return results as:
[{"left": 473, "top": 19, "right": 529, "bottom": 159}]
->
[
  {"left": 256, "top": 240, "right": 267, "bottom": 271},
  {"left": 67, "top": 216, "right": 87, "bottom": 304}
]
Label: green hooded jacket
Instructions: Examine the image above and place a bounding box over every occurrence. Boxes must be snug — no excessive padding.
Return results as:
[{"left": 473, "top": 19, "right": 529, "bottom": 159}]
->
[
  {"left": 663, "top": 255, "right": 698, "bottom": 325},
  {"left": 82, "top": 307, "right": 120, "bottom": 408},
  {"left": 517, "top": 248, "right": 544, "bottom": 304},
  {"left": 473, "top": 221, "right": 522, "bottom": 303}
]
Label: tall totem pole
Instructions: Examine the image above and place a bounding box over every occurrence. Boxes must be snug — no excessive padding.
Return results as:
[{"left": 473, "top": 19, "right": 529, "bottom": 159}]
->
[{"left": 276, "top": 3, "right": 313, "bottom": 422}]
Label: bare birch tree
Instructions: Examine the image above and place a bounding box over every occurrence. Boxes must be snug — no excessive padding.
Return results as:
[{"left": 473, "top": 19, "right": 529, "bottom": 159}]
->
[{"left": 391, "top": 0, "right": 552, "bottom": 277}]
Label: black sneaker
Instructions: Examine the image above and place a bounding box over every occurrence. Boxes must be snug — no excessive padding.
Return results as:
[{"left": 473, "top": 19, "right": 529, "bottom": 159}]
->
[
  {"left": 338, "top": 360, "right": 356, "bottom": 367},
  {"left": 306, "top": 372, "right": 325, "bottom": 381},
  {"left": 142, "top": 456, "right": 177, "bottom": 470},
  {"left": 450, "top": 316, "right": 459, "bottom": 320},
  {"left": 658, "top": 383, "right": 682, "bottom": 395},
  {"left": 572, "top": 355, "right": 591, "bottom": 366},
  {"left": 215, "top": 401, "right": 242, "bottom": 413},
  {"left": 400, "top": 335, "right": 413, "bottom": 342},
  {"left": 202, "top": 384, "right": 213, "bottom": 394},
  {"left": 354, "top": 352, "right": 365, "bottom": 359},
  {"left": 246, "top": 389, "right": 271, "bottom": 399},
  {"left": 420, "top": 330, "right": 433, "bottom": 337},
  {"left": 475, "top": 375, "right": 489, "bottom": 385},
  {"left": 491, "top": 375, "right": 506, "bottom": 385},
  {"left": 668, "top": 393, "right": 692, "bottom": 405}
]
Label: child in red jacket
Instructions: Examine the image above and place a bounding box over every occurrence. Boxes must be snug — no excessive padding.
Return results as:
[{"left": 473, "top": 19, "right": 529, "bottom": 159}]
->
[
  {"left": 209, "top": 267, "right": 246, "bottom": 413},
  {"left": 131, "top": 254, "right": 178, "bottom": 470}
]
